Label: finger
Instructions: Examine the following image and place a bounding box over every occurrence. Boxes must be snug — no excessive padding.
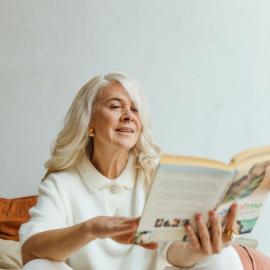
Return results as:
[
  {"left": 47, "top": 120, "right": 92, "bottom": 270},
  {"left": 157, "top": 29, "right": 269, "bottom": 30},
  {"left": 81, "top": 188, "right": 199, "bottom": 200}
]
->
[
  {"left": 184, "top": 224, "right": 201, "bottom": 250},
  {"left": 196, "top": 214, "right": 212, "bottom": 255},
  {"left": 107, "top": 222, "right": 137, "bottom": 236},
  {"left": 113, "top": 216, "right": 140, "bottom": 225},
  {"left": 112, "top": 232, "right": 135, "bottom": 244},
  {"left": 108, "top": 217, "right": 139, "bottom": 228},
  {"left": 140, "top": 242, "right": 158, "bottom": 250},
  {"left": 223, "top": 204, "right": 238, "bottom": 244},
  {"left": 122, "top": 217, "right": 140, "bottom": 224},
  {"left": 224, "top": 203, "right": 238, "bottom": 232},
  {"left": 264, "top": 166, "right": 270, "bottom": 181},
  {"left": 112, "top": 216, "right": 136, "bottom": 222},
  {"left": 109, "top": 228, "right": 136, "bottom": 238},
  {"left": 209, "top": 211, "right": 222, "bottom": 253}
]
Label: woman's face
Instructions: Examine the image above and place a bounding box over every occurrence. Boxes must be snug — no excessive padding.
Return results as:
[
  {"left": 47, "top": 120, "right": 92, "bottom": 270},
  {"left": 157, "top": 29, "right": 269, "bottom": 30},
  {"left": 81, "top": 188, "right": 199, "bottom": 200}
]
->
[{"left": 90, "top": 81, "right": 142, "bottom": 152}]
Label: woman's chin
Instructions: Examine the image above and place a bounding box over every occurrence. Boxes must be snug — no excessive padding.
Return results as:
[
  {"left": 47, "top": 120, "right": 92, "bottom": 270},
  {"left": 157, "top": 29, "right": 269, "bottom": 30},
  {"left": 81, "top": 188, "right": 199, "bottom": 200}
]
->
[
  {"left": 112, "top": 134, "right": 139, "bottom": 150},
  {"left": 113, "top": 140, "right": 137, "bottom": 151}
]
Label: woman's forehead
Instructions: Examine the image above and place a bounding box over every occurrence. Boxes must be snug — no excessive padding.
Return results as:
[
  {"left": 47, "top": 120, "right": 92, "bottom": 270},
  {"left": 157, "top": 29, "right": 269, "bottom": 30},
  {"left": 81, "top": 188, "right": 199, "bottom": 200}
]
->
[{"left": 97, "top": 81, "right": 133, "bottom": 102}]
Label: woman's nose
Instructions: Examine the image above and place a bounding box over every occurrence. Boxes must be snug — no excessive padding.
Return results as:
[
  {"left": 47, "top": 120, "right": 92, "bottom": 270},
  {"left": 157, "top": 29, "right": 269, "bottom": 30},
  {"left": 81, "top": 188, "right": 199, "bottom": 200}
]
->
[{"left": 121, "top": 109, "right": 133, "bottom": 122}]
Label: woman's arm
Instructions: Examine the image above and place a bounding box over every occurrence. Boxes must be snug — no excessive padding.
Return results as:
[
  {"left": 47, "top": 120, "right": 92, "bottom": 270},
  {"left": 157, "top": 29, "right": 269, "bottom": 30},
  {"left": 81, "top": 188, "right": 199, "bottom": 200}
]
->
[{"left": 21, "top": 216, "right": 138, "bottom": 265}]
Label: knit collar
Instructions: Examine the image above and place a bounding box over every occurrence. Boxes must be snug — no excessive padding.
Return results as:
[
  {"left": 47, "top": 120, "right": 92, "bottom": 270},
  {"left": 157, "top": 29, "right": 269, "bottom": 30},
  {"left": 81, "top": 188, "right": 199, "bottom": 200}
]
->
[{"left": 76, "top": 154, "right": 136, "bottom": 192}]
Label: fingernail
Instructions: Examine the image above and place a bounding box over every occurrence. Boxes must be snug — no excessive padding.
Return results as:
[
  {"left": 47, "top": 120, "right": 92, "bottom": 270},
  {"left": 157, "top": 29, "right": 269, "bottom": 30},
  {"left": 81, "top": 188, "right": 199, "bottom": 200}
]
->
[{"left": 196, "top": 214, "right": 203, "bottom": 223}]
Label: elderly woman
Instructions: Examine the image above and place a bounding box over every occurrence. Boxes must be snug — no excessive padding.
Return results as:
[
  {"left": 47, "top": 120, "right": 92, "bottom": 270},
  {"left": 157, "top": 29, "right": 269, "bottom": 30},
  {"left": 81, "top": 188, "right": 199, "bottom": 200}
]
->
[{"left": 19, "top": 72, "right": 244, "bottom": 270}]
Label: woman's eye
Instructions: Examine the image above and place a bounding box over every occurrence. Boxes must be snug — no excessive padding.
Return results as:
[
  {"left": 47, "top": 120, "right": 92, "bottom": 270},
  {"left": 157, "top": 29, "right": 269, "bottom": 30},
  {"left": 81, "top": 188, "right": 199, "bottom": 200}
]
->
[
  {"left": 131, "top": 107, "right": 138, "bottom": 112},
  {"left": 110, "top": 104, "right": 121, "bottom": 109}
]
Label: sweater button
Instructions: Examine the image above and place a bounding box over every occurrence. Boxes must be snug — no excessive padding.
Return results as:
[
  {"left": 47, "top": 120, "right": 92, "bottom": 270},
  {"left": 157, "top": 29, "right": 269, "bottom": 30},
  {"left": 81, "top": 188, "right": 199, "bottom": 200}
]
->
[{"left": 110, "top": 184, "right": 121, "bottom": 194}]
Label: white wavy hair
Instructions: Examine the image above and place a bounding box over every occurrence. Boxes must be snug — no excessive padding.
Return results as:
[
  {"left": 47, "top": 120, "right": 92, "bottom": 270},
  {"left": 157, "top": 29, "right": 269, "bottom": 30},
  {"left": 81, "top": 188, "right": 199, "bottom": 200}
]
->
[{"left": 43, "top": 72, "right": 160, "bottom": 180}]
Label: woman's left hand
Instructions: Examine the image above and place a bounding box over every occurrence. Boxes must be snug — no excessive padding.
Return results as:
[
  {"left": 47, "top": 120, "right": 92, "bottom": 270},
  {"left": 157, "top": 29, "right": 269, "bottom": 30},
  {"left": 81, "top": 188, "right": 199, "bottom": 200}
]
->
[{"left": 184, "top": 203, "right": 238, "bottom": 264}]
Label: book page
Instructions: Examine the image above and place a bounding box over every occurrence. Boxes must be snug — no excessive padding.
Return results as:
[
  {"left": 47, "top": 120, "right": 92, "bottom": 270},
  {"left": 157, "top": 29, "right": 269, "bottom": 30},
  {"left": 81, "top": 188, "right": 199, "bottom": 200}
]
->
[
  {"left": 218, "top": 194, "right": 268, "bottom": 235},
  {"left": 218, "top": 158, "right": 270, "bottom": 234},
  {"left": 135, "top": 164, "right": 235, "bottom": 243},
  {"left": 161, "top": 154, "right": 229, "bottom": 170},
  {"left": 230, "top": 145, "right": 270, "bottom": 166}
]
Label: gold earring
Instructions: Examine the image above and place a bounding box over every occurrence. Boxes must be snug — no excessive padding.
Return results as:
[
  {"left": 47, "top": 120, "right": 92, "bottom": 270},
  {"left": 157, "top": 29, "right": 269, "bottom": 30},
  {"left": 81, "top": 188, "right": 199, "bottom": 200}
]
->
[{"left": 88, "top": 127, "right": 95, "bottom": 137}]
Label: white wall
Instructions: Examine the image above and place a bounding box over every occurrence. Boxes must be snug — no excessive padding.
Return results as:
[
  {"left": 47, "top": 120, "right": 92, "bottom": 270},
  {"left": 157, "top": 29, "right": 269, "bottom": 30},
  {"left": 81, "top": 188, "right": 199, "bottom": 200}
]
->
[{"left": 1, "top": 0, "right": 270, "bottom": 255}]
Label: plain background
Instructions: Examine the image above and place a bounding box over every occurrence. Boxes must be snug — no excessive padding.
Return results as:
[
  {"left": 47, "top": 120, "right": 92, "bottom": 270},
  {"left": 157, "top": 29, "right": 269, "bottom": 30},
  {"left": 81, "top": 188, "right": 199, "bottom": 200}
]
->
[{"left": 1, "top": 0, "right": 270, "bottom": 255}]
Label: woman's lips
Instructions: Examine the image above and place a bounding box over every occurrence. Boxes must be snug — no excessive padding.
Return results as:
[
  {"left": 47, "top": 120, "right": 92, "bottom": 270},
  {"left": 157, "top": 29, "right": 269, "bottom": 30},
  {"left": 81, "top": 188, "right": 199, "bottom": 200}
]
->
[{"left": 115, "top": 128, "right": 135, "bottom": 133}]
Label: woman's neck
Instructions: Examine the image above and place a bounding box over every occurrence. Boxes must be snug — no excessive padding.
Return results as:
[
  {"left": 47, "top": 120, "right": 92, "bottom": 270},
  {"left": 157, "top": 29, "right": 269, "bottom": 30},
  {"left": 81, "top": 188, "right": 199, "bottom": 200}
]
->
[{"left": 90, "top": 148, "right": 129, "bottom": 179}]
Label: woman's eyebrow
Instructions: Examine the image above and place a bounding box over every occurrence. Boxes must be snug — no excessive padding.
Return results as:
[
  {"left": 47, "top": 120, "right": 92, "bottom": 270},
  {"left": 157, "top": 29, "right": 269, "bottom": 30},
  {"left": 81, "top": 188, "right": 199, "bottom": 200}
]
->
[
  {"left": 105, "top": 98, "right": 122, "bottom": 103},
  {"left": 103, "top": 97, "right": 135, "bottom": 106}
]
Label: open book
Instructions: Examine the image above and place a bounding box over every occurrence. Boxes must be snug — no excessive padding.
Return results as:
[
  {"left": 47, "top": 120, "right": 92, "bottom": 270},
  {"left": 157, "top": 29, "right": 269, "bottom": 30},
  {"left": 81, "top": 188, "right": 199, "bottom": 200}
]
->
[{"left": 135, "top": 145, "right": 270, "bottom": 244}]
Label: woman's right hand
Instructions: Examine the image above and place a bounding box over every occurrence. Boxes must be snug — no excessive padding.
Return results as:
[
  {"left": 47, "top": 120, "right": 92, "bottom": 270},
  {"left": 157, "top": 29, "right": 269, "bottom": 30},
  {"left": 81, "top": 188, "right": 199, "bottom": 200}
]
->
[
  {"left": 85, "top": 216, "right": 158, "bottom": 249},
  {"left": 85, "top": 216, "right": 139, "bottom": 244}
]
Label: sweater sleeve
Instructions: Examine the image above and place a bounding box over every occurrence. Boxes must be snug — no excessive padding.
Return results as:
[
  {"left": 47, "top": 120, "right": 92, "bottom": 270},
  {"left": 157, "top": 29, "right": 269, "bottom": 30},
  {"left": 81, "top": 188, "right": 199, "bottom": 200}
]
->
[
  {"left": 158, "top": 244, "right": 244, "bottom": 270},
  {"left": 158, "top": 241, "right": 174, "bottom": 265},
  {"left": 19, "top": 174, "right": 67, "bottom": 247}
]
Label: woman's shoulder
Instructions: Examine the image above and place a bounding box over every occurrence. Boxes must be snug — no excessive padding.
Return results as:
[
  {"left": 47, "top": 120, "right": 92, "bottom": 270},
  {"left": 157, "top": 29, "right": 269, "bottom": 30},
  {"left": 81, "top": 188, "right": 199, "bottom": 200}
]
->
[{"left": 42, "top": 167, "right": 82, "bottom": 190}]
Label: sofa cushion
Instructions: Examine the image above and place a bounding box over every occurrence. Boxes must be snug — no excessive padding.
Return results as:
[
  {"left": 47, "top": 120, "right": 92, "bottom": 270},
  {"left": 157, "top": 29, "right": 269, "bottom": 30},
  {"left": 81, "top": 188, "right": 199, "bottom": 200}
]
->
[
  {"left": 0, "top": 196, "right": 37, "bottom": 241},
  {"left": 0, "top": 239, "right": 22, "bottom": 269}
]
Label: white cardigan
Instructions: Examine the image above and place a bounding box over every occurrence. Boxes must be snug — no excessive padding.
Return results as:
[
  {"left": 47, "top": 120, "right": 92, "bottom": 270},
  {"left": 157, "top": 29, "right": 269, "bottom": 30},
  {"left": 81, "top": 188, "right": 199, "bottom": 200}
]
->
[{"left": 19, "top": 155, "right": 243, "bottom": 270}]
